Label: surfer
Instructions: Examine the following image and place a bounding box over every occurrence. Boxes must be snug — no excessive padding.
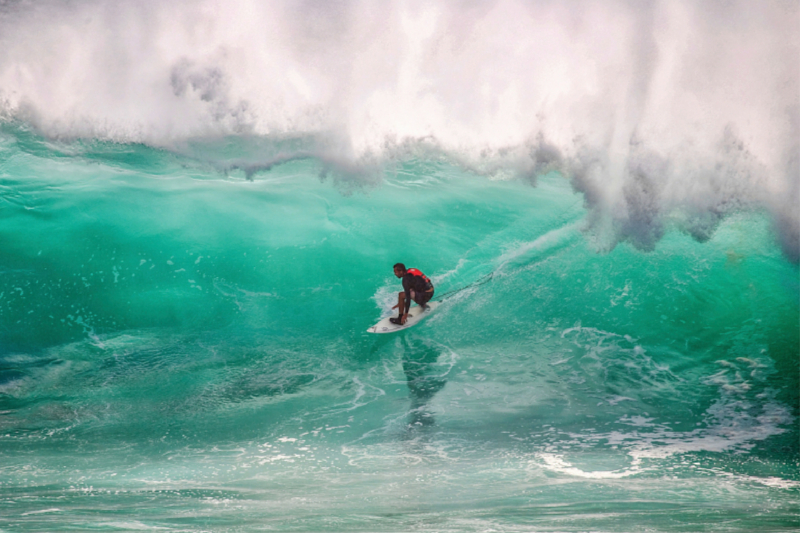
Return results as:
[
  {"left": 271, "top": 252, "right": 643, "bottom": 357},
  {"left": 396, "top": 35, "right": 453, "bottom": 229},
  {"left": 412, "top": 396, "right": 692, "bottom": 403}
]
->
[{"left": 391, "top": 263, "right": 434, "bottom": 325}]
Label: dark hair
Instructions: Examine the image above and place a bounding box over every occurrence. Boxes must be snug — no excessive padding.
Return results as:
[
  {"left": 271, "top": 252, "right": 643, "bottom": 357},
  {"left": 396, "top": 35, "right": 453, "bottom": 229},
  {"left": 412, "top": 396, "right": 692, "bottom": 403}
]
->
[{"left": 393, "top": 263, "right": 406, "bottom": 271}]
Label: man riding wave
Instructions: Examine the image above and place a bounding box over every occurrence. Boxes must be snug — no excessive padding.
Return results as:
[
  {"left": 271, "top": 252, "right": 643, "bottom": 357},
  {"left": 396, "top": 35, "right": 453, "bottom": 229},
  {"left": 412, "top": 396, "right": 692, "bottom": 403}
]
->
[{"left": 391, "top": 263, "right": 434, "bottom": 325}]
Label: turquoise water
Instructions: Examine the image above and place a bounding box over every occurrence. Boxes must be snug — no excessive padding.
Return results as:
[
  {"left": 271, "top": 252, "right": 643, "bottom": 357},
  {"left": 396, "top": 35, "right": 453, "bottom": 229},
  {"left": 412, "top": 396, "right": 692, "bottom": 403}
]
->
[
  {"left": 0, "top": 124, "right": 797, "bottom": 532},
  {"left": 1, "top": 0, "right": 799, "bottom": 530}
]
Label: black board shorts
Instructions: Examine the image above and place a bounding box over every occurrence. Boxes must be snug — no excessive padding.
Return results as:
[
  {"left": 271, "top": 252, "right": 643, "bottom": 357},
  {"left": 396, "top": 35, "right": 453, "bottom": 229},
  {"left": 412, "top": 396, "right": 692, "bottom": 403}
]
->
[{"left": 413, "top": 289, "right": 434, "bottom": 306}]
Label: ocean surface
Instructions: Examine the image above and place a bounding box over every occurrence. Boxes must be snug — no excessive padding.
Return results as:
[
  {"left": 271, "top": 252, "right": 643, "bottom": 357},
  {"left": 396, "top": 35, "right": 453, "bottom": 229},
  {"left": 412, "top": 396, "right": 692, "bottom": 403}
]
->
[{"left": 0, "top": 1, "right": 798, "bottom": 532}]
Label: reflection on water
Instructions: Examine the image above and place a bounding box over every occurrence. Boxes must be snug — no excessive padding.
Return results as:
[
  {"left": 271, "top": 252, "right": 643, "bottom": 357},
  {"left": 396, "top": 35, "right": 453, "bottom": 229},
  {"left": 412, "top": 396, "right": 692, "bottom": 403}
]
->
[{"left": 398, "top": 335, "right": 449, "bottom": 429}]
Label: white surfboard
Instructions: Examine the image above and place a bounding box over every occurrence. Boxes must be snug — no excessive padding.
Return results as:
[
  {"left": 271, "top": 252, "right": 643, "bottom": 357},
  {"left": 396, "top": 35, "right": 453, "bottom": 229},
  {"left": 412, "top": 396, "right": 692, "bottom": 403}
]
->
[{"left": 367, "top": 301, "right": 440, "bottom": 334}]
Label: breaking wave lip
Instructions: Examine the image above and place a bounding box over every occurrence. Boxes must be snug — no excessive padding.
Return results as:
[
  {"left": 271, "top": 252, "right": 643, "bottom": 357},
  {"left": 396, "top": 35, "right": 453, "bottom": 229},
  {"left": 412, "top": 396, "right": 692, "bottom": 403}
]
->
[
  {"left": 5, "top": 122, "right": 797, "bottom": 267},
  {"left": 0, "top": 0, "right": 797, "bottom": 261}
]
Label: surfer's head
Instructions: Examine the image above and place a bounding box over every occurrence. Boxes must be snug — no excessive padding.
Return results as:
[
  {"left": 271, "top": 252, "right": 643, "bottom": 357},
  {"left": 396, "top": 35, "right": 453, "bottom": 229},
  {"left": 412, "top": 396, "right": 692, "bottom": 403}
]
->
[{"left": 393, "top": 263, "right": 406, "bottom": 278}]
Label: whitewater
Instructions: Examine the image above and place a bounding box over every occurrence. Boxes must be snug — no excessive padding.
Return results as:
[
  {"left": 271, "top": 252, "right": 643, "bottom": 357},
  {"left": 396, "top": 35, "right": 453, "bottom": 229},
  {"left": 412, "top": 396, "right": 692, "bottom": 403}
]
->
[{"left": 0, "top": 1, "right": 798, "bottom": 531}]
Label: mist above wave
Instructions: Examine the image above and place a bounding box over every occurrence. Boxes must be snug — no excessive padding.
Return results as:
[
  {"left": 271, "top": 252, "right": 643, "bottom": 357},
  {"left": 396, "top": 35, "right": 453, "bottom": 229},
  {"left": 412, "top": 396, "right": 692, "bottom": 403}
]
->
[{"left": 0, "top": 0, "right": 797, "bottom": 260}]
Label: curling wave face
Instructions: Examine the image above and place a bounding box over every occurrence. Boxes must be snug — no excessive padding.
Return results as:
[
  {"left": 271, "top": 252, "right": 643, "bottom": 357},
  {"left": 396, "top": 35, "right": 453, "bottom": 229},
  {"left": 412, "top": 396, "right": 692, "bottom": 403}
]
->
[{"left": 0, "top": 126, "right": 797, "bottom": 531}]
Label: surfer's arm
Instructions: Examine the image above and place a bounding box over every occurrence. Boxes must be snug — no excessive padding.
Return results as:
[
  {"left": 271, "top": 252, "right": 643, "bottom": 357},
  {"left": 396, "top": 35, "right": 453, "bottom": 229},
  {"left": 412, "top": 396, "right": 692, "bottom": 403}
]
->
[
  {"left": 403, "top": 283, "right": 412, "bottom": 315},
  {"left": 398, "top": 277, "right": 412, "bottom": 322}
]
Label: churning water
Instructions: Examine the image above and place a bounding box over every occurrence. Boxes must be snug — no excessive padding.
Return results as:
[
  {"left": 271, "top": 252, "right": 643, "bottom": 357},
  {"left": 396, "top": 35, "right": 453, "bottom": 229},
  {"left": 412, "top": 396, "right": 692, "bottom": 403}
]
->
[{"left": 0, "top": 1, "right": 797, "bottom": 531}]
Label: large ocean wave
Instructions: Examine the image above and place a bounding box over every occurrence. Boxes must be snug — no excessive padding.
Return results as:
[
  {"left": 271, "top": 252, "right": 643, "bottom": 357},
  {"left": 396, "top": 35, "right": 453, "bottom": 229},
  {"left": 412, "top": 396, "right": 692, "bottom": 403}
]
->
[{"left": 0, "top": 1, "right": 798, "bottom": 531}]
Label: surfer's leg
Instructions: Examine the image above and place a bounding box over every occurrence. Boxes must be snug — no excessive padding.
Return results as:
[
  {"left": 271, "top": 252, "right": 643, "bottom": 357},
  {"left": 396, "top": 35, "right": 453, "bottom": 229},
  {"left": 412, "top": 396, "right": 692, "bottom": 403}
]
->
[{"left": 414, "top": 290, "right": 433, "bottom": 309}]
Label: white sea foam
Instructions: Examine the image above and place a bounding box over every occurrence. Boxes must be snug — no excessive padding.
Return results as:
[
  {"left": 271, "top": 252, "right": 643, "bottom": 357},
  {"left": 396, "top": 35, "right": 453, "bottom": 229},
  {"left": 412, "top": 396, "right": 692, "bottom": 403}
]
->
[
  {"left": 20, "top": 508, "right": 62, "bottom": 516},
  {"left": 537, "top": 452, "right": 644, "bottom": 479},
  {"left": 550, "top": 357, "right": 794, "bottom": 467},
  {"left": 0, "top": 0, "right": 796, "bottom": 259}
]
